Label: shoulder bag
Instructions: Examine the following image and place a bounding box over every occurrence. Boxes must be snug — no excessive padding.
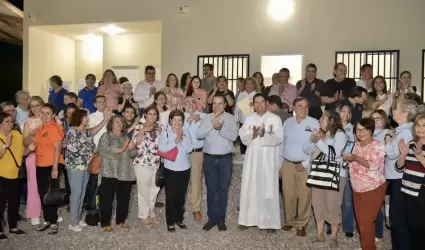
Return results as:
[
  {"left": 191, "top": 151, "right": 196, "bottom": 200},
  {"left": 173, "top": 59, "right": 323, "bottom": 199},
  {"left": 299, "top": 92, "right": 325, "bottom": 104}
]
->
[
  {"left": 306, "top": 145, "right": 341, "bottom": 191},
  {"left": 87, "top": 133, "right": 110, "bottom": 175}
]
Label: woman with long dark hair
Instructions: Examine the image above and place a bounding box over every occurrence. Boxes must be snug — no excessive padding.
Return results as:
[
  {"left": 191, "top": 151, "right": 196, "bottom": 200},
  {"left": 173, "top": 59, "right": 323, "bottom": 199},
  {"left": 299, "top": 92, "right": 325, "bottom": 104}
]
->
[
  {"left": 185, "top": 76, "right": 207, "bottom": 112},
  {"left": 309, "top": 110, "right": 347, "bottom": 247},
  {"left": 180, "top": 72, "right": 191, "bottom": 91}
]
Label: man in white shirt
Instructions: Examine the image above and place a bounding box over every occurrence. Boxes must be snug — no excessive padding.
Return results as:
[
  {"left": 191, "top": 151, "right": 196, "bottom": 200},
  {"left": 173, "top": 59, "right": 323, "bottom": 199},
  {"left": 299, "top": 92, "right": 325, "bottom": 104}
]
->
[
  {"left": 356, "top": 64, "right": 373, "bottom": 92},
  {"left": 133, "top": 65, "right": 164, "bottom": 116},
  {"left": 88, "top": 95, "right": 111, "bottom": 148},
  {"left": 15, "top": 90, "right": 30, "bottom": 131}
]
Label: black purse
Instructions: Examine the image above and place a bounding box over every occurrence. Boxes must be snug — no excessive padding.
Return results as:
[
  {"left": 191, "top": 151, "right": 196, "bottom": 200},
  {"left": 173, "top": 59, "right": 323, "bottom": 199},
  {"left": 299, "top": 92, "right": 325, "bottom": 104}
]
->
[
  {"left": 0, "top": 138, "right": 25, "bottom": 179},
  {"left": 155, "top": 160, "right": 165, "bottom": 188},
  {"left": 43, "top": 180, "right": 67, "bottom": 206}
]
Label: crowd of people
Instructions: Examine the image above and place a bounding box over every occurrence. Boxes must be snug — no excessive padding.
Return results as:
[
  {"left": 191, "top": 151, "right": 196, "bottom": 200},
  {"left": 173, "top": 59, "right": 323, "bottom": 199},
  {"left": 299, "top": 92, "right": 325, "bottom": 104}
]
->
[{"left": 0, "top": 62, "right": 424, "bottom": 250}]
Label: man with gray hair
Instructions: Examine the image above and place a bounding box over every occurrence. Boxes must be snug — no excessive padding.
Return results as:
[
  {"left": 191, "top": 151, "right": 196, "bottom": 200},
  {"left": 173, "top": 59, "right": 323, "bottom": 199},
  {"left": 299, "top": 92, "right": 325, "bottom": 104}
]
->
[{"left": 15, "top": 90, "right": 30, "bottom": 131}]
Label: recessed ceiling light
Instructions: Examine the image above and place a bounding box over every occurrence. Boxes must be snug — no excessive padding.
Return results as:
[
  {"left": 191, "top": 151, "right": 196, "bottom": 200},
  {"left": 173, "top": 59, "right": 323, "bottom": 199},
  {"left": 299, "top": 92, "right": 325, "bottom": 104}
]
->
[
  {"left": 100, "top": 24, "right": 125, "bottom": 36},
  {"left": 268, "top": 0, "right": 294, "bottom": 21}
]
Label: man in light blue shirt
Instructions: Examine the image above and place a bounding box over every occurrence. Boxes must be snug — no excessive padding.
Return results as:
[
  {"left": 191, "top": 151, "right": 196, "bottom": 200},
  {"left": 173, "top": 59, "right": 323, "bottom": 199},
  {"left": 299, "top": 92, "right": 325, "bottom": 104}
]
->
[
  {"left": 280, "top": 97, "right": 319, "bottom": 237},
  {"left": 15, "top": 90, "right": 30, "bottom": 131},
  {"left": 183, "top": 97, "right": 205, "bottom": 221},
  {"left": 196, "top": 95, "right": 237, "bottom": 232}
]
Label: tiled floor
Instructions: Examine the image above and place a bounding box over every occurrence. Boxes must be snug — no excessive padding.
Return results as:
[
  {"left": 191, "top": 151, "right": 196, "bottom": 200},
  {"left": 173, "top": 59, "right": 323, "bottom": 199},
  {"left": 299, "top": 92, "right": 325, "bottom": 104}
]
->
[{"left": 0, "top": 163, "right": 391, "bottom": 250}]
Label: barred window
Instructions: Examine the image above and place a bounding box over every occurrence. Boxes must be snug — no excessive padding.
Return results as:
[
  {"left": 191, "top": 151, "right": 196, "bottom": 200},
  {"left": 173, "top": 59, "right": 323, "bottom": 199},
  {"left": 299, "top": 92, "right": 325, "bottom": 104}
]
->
[
  {"left": 197, "top": 54, "right": 250, "bottom": 92},
  {"left": 335, "top": 50, "right": 400, "bottom": 91}
]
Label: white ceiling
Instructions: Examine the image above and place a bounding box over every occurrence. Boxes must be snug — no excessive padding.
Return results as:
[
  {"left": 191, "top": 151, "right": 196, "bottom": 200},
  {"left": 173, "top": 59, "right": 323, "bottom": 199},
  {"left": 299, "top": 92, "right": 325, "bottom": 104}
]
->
[{"left": 37, "top": 20, "right": 162, "bottom": 39}]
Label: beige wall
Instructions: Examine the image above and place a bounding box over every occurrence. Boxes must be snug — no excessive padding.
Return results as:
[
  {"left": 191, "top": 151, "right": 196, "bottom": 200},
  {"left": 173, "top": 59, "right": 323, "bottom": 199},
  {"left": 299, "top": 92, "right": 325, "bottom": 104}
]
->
[
  {"left": 75, "top": 37, "right": 104, "bottom": 82},
  {"left": 102, "top": 33, "right": 161, "bottom": 81},
  {"left": 24, "top": 0, "right": 425, "bottom": 92},
  {"left": 27, "top": 27, "right": 75, "bottom": 99}
]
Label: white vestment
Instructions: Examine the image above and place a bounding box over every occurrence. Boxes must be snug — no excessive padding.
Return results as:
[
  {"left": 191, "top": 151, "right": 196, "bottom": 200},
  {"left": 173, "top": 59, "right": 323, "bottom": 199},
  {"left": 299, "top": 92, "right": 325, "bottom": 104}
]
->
[{"left": 238, "top": 112, "right": 284, "bottom": 229}]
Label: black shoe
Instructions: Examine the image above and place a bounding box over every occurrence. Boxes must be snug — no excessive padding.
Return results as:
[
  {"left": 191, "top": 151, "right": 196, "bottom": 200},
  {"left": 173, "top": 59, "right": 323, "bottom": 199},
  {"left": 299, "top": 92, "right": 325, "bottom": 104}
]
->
[
  {"left": 167, "top": 224, "right": 176, "bottom": 232},
  {"left": 176, "top": 222, "right": 187, "bottom": 229},
  {"left": 48, "top": 224, "right": 58, "bottom": 235},
  {"left": 202, "top": 220, "right": 215, "bottom": 231},
  {"left": 9, "top": 228, "right": 26, "bottom": 235},
  {"left": 217, "top": 221, "right": 227, "bottom": 231},
  {"left": 0, "top": 233, "right": 8, "bottom": 240},
  {"left": 36, "top": 222, "right": 51, "bottom": 232},
  {"left": 345, "top": 232, "right": 354, "bottom": 238}
]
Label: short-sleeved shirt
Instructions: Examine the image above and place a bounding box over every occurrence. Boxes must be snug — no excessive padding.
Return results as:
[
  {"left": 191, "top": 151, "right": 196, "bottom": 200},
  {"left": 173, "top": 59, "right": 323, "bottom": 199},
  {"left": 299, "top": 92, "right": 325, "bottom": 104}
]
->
[
  {"left": 201, "top": 77, "right": 217, "bottom": 95},
  {"left": 295, "top": 78, "right": 324, "bottom": 108},
  {"left": 78, "top": 87, "right": 98, "bottom": 113},
  {"left": 208, "top": 90, "right": 235, "bottom": 114},
  {"left": 321, "top": 78, "right": 356, "bottom": 110},
  {"left": 48, "top": 88, "right": 68, "bottom": 114},
  {"left": 0, "top": 130, "right": 24, "bottom": 179},
  {"left": 34, "top": 121, "right": 65, "bottom": 167},
  {"left": 339, "top": 98, "right": 363, "bottom": 125}
]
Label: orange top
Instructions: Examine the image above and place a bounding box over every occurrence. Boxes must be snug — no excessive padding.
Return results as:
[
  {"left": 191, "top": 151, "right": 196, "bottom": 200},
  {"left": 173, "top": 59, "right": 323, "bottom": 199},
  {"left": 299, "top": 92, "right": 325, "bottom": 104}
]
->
[{"left": 34, "top": 121, "right": 64, "bottom": 167}]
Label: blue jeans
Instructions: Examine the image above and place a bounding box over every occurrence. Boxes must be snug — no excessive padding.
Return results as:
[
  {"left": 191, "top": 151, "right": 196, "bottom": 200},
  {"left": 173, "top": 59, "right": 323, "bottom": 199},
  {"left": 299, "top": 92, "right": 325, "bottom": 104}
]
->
[
  {"left": 342, "top": 179, "right": 384, "bottom": 238},
  {"left": 203, "top": 153, "right": 232, "bottom": 224},
  {"left": 67, "top": 170, "right": 90, "bottom": 226}
]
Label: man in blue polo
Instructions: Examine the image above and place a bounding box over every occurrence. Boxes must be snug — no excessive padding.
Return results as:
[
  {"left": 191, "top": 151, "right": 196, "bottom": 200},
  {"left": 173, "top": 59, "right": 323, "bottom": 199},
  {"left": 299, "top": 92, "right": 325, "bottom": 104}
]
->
[{"left": 77, "top": 74, "right": 98, "bottom": 113}]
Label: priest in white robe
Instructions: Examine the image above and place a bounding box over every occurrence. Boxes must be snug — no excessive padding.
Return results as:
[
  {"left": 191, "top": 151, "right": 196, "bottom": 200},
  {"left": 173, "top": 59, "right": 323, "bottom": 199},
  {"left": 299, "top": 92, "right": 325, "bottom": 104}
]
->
[{"left": 237, "top": 93, "right": 284, "bottom": 232}]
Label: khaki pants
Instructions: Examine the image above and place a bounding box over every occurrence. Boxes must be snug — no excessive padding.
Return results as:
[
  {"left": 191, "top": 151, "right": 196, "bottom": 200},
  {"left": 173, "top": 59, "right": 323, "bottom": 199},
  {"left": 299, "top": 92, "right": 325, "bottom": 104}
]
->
[
  {"left": 281, "top": 160, "right": 312, "bottom": 227},
  {"left": 189, "top": 152, "right": 203, "bottom": 212},
  {"left": 134, "top": 165, "right": 160, "bottom": 219}
]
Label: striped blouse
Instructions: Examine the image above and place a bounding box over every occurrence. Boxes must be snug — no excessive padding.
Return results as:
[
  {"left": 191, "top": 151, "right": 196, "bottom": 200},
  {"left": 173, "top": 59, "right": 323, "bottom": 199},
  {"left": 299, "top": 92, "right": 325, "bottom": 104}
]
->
[{"left": 401, "top": 143, "right": 425, "bottom": 197}]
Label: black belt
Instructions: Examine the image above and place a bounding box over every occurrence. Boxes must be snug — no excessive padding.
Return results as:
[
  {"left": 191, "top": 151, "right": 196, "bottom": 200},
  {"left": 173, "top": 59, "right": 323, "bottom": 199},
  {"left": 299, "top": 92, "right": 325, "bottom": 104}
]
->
[
  {"left": 284, "top": 159, "right": 302, "bottom": 164},
  {"left": 191, "top": 148, "right": 203, "bottom": 153},
  {"left": 204, "top": 153, "right": 232, "bottom": 158}
]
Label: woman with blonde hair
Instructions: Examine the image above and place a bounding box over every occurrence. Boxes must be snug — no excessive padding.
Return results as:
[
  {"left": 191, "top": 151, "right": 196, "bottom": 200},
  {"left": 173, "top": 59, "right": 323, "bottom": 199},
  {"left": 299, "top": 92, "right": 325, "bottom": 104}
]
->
[
  {"left": 163, "top": 73, "right": 184, "bottom": 110},
  {"left": 234, "top": 77, "right": 260, "bottom": 161},
  {"left": 117, "top": 82, "right": 138, "bottom": 113},
  {"left": 23, "top": 96, "right": 45, "bottom": 226},
  {"left": 97, "top": 69, "right": 121, "bottom": 114}
]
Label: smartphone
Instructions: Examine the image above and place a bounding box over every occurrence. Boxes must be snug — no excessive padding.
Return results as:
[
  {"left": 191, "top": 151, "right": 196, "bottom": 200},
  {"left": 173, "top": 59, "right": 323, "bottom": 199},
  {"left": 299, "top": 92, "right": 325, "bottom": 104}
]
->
[{"left": 344, "top": 141, "right": 355, "bottom": 154}]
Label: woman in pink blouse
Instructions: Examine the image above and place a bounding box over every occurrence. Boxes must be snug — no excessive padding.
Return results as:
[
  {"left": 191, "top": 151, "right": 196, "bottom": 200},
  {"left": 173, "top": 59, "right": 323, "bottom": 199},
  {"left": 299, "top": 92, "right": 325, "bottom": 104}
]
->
[
  {"left": 185, "top": 76, "right": 207, "bottom": 112},
  {"left": 163, "top": 73, "right": 184, "bottom": 110},
  {"left": 97, "top": 69, "right": 121, "bottom": 114},
  {"left": 343, "top": 118, "right": 386, "bottom": 250}
]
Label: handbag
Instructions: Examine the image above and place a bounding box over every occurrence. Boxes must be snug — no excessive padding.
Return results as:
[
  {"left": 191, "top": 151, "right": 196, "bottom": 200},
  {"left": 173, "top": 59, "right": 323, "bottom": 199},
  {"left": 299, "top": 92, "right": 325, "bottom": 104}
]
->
[
  {"left": 43, "top": 180, "right": 67, "bottom": 206},
  {"left": 156, "top": 132, "right": 178, "bottom": 161},
  {"left": 306, "top": 145, "right": 341, "bottom": 191},
  {"left": 155, "top": 160, "right": 165, "bottom": 188},
  {"left": 0, "top": 138, "right": 25, "bottom": 179},
  {"left": 87, "top": 153, "right": 101, "bottom": 174}
]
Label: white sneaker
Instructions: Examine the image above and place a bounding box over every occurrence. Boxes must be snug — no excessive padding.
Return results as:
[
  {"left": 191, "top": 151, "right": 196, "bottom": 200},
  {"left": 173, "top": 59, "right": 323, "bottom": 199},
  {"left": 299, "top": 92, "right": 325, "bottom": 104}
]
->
[
  {"left": 78, "top": 221, "right": 87, "bottom": 227},
  {"left": 30, "top": 218, "right": 40, "bottom": 226},
  {"left": 57, "top": 216, "right": 63, "bottom": 222},
  {"left": 68, "top": 225, "right": 82, "bottom": 232}
]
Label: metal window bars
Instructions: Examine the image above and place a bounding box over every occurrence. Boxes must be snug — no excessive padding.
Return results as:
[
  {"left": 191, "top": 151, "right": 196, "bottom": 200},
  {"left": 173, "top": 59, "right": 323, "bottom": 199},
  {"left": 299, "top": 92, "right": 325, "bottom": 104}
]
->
[
  {"left": 197, "top": 54, "right": 250, "bottom": 92},
  {"left": 335, "top": 50, "right": 400, "bottom": 92}
]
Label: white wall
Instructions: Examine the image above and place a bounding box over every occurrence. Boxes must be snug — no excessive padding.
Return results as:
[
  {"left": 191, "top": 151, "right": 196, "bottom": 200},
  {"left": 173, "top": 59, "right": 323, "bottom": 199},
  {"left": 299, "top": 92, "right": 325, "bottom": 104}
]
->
[
  {"left": 102, "top": 33, "right": 161, "bottom": 81},
  {"left": 28, "top": 27, "right": 75, "bottom": 99},
  {"left": 24, "top": 0, "right": 425, "bottom": 91},
  {"left": 75, "top": 37, "right": 104, "bottom": 82}
]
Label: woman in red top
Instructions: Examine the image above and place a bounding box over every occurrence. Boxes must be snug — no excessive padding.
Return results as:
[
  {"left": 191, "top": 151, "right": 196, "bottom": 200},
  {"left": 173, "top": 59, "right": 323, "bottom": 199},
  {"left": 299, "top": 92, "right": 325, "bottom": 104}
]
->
[{"left": 34, "top": 103, "right": 65, "bottom": 234}]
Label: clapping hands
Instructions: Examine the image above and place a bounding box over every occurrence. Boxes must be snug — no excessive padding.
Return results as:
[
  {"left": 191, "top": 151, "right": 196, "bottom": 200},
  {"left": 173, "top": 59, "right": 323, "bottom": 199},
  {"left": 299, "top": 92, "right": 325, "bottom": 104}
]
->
[{"left": 212, "top": 114, "right": 223, "bottom": 130}]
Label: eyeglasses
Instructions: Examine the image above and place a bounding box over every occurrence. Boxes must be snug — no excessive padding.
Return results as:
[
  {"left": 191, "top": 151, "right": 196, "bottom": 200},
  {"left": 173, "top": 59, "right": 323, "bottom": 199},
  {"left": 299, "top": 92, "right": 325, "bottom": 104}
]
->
[
  {"left": 371, "top": 116, "right": 382, "bottom": 121},
  {"left": 356, "top": 127, "right": 369, "bottom": 133}
]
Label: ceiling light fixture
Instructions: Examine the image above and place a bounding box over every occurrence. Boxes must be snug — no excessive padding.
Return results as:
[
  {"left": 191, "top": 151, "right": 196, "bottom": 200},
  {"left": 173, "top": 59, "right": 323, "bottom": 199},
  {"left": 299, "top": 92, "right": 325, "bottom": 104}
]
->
[
  {"left": 268, "top": 0, "right": 294, "bottom": 21},
  {"left": 100, "top": 24, "right": 125, "bottom": 36}
]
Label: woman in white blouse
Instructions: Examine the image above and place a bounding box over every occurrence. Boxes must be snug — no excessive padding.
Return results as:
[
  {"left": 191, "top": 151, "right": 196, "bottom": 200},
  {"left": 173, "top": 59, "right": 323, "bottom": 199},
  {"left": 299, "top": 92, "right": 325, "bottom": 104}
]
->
[
  {"left": 371, "top": 76, "right": 392, "bottom": 115},
  {"left": 234, "top": 77, "right": 261, "bottom": 161},
  {"left": 153, "top": 91, "right": 170, "bottom": 128},
  {"left": 308, "top": 110, "right": 348, "bottom": 247}
]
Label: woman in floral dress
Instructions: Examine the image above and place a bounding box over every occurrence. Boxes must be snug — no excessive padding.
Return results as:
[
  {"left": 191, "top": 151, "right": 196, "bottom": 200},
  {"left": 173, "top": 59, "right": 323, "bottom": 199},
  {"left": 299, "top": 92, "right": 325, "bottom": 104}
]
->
[{"left": 130, "top": 105, "right": 163, "bottom": 227}]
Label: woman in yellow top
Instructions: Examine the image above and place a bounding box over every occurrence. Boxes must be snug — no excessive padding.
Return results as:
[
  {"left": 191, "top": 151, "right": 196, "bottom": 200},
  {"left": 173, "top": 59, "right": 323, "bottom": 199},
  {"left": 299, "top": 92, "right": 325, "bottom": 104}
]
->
[
  {"left": 0, "top": 112, "right": 33, "bottom": 240},
  {"left": 33, "top": 103, "right": 65, "bottom": 235}
]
